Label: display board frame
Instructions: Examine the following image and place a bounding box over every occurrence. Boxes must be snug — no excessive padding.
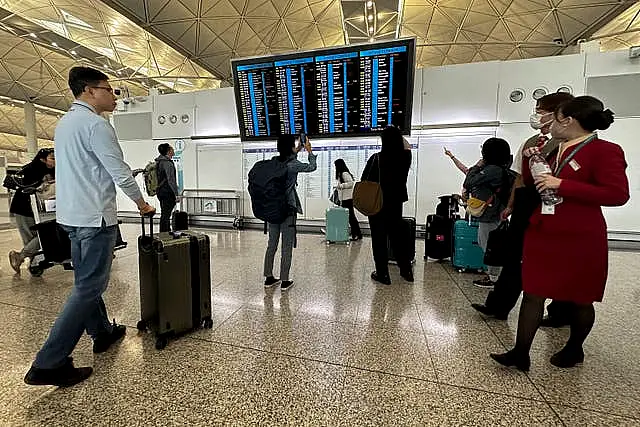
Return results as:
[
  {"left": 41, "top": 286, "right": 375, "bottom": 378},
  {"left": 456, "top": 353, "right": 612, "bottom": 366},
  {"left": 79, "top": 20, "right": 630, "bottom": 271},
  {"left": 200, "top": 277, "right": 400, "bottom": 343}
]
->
[{"left": 231, "top": 38, "right": 416, "bottom": 141}]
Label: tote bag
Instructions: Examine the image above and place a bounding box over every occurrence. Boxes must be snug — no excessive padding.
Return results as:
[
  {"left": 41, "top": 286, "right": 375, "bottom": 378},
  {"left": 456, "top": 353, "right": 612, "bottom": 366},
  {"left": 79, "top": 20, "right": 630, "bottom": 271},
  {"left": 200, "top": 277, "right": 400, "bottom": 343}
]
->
[{"left": 353, "top": 154, "right": 383, "bottom": 216}]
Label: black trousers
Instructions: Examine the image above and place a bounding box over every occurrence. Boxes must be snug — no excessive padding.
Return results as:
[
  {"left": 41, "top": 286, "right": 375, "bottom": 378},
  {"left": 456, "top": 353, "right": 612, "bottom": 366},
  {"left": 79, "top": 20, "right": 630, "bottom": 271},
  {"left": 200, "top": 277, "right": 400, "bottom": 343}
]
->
[
  {"left": 158, "top": 195, "right": 176, "bottom": 233},
  {"left": 340, "top": 199, "right": 362, "bottom": 238},
  {"left": 369, "top": 202, "right": 409, "bottom": 276},
  {"left": 485, "top": 188, "right": 574, "bottom": 318}
]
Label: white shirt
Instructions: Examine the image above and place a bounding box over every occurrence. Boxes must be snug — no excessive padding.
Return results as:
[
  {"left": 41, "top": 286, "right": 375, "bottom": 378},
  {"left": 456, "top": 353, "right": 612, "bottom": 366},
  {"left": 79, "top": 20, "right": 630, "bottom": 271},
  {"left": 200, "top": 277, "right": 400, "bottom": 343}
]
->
[
  {"left": 512, "top": 134, "right": 549, "bottom": 175},
  {"left": 55, "top": 101, "right": 143, "bottom": 227},
  {"left": 337, "top": 172, "right": 355, "bottom": 201}
]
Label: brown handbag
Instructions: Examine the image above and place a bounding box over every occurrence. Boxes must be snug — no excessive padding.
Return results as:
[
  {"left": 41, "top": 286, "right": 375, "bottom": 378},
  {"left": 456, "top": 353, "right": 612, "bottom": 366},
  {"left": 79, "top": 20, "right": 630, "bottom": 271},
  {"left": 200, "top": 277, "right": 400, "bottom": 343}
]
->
[{"left": 353, "top": 154, "right": 383, "bottom": 216}]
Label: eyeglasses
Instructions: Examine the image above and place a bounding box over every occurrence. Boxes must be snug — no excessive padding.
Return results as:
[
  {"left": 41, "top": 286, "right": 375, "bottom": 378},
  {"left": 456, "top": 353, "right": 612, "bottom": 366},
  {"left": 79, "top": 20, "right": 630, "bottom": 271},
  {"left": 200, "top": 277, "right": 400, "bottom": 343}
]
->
[{"left": 91, "top": 86, "right": 115, "bottom": 94}]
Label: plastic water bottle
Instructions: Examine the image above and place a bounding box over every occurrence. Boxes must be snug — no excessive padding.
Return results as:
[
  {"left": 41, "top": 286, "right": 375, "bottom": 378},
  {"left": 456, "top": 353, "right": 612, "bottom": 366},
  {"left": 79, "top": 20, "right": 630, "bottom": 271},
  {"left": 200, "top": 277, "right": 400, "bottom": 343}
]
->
[{"left": 529, "top": 153, "right": 563, "bottom": 206}]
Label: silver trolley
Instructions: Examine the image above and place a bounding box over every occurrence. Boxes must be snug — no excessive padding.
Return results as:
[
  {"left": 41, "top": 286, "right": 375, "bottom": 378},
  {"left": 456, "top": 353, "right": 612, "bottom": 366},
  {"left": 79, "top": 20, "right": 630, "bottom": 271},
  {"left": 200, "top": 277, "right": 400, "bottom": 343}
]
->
[{"left": 181, "top": 189, "right": 244, "bottom": 229}]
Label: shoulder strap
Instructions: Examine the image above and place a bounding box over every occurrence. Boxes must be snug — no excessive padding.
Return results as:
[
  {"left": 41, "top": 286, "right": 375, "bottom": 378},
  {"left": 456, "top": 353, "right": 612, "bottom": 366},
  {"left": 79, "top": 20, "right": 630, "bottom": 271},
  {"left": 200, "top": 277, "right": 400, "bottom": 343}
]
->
[{"left": 554, "top": 135, "right": 596, "bottom": 177}]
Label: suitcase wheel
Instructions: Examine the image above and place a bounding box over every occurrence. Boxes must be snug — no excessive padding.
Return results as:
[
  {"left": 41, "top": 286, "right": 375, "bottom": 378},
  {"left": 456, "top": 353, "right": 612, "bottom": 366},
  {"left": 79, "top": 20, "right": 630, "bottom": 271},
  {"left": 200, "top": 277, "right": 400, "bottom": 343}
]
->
[
  {"left": 29, "top": 266, "right": 44, "bottom": 277},
  {"left": 155, "top": 336, "right": 169, "bottom": 350},
  {"left": 136, "top": 320, "right": 147, "bottom": 332},
  {"left": 203, "top": 317, "right": 214, "bottom": 329}
]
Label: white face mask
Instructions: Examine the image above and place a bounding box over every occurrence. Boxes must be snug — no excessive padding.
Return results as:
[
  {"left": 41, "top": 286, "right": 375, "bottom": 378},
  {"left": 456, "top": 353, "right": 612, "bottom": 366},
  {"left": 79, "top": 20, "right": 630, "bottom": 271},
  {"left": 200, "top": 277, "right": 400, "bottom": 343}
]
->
[{"left": 529, "top": 113, "right": 552, "bottom": 130}]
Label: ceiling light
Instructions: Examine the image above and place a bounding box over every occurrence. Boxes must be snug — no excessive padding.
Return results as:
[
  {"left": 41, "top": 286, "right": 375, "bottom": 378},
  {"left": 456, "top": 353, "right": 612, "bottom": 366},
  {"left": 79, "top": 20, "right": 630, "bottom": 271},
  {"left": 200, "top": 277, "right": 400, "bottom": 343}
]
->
[
  {"left": 29, "top": 33, "right": 37, "bottom": 38},
  {"left": 369, "top": 37, "right": 374, "bottom": 42},
  {"left": 70, "top": 50, "right": 77, "bottom": 55},
  {"left": 368, "top": 14, "right": 374, "bottom": 22},
  {"left": 51, "top": 42, "right": 58, "bottom": 47},
  {"left": 366, "top": 1, "right": 373, "bottom": 8},
  {"left": 369, "top": 26, "right": 374, "bottom": 33}
]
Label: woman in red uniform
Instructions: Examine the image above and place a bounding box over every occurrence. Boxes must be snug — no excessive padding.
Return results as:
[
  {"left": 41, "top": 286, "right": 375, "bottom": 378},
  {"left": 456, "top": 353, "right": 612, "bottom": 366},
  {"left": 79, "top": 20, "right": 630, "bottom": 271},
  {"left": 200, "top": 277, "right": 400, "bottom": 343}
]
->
[{"left": 491, "top": 96, "right": 629, "bottom": 371}]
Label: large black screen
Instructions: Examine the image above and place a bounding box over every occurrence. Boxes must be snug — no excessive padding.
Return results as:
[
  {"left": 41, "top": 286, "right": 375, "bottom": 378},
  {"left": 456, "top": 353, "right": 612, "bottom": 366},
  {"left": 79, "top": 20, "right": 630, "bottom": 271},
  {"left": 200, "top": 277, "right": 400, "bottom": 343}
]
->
[{"left": 232, "top": 39, "right": 415, "bottom": 141}]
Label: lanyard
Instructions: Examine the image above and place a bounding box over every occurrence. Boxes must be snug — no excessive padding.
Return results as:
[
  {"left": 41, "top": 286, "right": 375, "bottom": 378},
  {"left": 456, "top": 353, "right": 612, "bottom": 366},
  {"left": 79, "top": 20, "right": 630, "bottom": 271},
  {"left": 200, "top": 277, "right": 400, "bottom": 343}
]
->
[{"left": 553, "top": 134, "right": 596, "bottom": 176}]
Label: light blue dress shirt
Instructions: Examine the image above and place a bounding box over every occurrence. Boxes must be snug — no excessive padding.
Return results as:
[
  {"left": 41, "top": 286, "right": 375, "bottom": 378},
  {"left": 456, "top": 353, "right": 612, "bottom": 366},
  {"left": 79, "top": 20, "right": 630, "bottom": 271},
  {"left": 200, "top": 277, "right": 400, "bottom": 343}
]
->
[{"left": 55, "top": 100, "right": 143, "bottom": 227}]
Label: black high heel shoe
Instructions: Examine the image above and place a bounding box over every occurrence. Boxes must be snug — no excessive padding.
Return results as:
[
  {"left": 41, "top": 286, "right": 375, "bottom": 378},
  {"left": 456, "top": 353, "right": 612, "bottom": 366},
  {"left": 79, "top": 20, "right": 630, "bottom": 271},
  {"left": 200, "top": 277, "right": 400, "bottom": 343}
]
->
[
  {"left": 490, "top": 350, "right": 531, "bottom": 372},
  {"left": 550, "top": 347, "right": 584, "bottom": 368}
]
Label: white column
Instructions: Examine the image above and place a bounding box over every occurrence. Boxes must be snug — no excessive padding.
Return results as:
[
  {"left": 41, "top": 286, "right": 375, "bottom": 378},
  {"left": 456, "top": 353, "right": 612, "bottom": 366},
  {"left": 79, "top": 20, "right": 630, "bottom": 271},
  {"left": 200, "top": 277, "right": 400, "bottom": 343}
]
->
[{"left": 24, "top": 102, "right": 38, "bottom": 155}]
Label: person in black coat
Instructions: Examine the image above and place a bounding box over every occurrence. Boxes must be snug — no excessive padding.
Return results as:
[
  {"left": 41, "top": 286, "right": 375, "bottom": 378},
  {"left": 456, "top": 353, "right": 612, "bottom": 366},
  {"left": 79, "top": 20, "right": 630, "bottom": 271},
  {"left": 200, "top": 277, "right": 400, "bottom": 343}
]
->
[
  {"left": 362, "top": 127, "right": 413, "bottom": 285},
  {"left": 9, "top": 148, "right": 55, "bottom": 274}
]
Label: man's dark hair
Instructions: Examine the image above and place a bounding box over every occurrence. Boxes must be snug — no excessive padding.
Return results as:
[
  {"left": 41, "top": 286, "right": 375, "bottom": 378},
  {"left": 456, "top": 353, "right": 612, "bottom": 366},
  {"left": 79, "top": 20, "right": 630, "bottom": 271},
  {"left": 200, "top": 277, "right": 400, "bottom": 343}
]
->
[
  {"left": 277, "top": 134, "right": 296, "bottom": 158},
  {"left": 536, "top": 92, "right": 574, "bottom": 113},
  {"left": 158, "top": 143, "right": 171, "bottom": 156},
  {"left": 481, "top": 137, "right": 511, "bottom": 167},
  {"left": 68, "top": 66, "right": 109, "bottom": 97}
]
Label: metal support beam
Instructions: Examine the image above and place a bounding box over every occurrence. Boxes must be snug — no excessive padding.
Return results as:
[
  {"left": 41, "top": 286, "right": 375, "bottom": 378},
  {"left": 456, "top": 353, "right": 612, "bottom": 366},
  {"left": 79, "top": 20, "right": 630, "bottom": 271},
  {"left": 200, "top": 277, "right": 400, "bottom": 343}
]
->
[{"left": 24, "top": 102, "right": 37, "bottom": 155}]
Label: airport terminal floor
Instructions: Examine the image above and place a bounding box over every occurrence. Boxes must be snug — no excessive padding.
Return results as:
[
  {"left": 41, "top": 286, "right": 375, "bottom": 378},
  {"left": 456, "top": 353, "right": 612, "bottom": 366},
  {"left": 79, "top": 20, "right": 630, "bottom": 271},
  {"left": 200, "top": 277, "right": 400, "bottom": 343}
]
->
[{"left": 0, "top": 224, "right": 639, "bottom": 426}]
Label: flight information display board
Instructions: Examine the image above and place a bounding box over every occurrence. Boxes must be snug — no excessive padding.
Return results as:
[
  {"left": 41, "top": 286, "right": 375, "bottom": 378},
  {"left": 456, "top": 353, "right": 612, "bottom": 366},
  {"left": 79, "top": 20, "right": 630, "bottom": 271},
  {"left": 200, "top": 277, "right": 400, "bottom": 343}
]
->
[{"left": 232, "top": 39, "right": 415, "bottom": 141}]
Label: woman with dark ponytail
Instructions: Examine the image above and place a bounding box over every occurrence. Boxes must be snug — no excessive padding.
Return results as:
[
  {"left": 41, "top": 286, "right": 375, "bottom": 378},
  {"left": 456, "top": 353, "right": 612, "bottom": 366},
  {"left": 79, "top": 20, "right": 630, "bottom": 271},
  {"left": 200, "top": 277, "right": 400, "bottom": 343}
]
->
[
  {"left": 334, "top": 159, "right": 362, "bottom": 240},
  {"left": 491, "top": 96, "right": 629, "bottom": 371}
]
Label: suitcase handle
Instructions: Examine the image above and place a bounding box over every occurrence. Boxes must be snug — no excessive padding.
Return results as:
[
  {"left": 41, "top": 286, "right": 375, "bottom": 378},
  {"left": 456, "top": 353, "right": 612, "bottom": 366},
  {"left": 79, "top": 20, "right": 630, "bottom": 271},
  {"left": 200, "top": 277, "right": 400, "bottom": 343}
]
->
[{"left": 141, "top": 212, "right": 156, "bottom": 238}]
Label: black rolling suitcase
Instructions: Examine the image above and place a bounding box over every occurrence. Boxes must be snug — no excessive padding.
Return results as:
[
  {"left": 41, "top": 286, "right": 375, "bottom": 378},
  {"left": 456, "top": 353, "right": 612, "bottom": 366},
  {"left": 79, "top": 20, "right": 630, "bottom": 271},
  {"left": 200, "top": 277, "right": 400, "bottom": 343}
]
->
[
  {"left": 137, "top": 215, "right": 212, "bottom": 350},
  {"left": 389, "top": 217, "right": 417, "bottom": 264},
  {"left": 425, "top": 215, "right": 453, "bottom": 260}
]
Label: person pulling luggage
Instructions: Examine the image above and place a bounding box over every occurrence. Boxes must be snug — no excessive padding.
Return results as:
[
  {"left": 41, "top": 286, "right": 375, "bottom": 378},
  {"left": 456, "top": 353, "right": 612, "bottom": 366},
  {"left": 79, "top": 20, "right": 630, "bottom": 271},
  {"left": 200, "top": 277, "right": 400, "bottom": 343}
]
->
[
  {"left": 7, "top": 148, "right": 55, "bottom": 276},
  {"left": 333, "top": 159, "right": 362, "bottom": 241},
  {"left": 24, "top": 66, "right": 155, "bottom": 388}
]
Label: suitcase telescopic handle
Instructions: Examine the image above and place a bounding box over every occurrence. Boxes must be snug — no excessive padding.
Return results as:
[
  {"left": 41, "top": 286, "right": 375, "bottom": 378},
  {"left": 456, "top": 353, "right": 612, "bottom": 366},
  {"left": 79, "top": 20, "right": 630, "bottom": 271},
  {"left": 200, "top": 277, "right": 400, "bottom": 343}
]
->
[{"left": 141, "top": 212, "right": 156, "bottom": 238}]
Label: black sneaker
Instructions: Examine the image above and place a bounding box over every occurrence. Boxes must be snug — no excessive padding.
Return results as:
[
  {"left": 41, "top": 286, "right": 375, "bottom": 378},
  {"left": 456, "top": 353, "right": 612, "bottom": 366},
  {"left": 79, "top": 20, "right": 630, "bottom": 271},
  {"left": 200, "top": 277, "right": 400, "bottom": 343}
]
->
[
  {"left": 93, "top": 320, "right": 126, "bottom": 354},
  {"left": 24, "top": 358, "right": 92, "bottom": 387},
  {"left": 371, "top": 271, "right": 391, "bottom": 285},
  {"left": 473, "top": 278, "right": 495, "bottom": 288},
  {"left": 264, "top": 276, "right": 280, "bottom": 288},
  {"left": 280, "top": 280, "right": 295, "bottom": 291}
]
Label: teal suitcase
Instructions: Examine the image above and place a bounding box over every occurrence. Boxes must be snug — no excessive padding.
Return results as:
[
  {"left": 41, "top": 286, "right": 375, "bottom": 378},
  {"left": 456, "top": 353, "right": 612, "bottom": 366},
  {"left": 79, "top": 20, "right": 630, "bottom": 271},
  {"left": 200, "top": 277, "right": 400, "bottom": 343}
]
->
[
  {"left": 325, "top": 207, "right": 350, "bottom": 243},
  {"left": 452, "top": 220, "right": 486, "bottom": 272}
]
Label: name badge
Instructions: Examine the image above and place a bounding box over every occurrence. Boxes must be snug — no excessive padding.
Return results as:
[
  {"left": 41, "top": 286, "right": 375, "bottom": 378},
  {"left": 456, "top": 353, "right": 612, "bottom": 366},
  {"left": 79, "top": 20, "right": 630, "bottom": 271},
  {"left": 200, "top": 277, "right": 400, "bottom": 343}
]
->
[
  {"left": 541, "top": 204, "right": 555, "bottom": 215},
  {"left": 569, "top": 159, "right": 581, "bottom": 171}
]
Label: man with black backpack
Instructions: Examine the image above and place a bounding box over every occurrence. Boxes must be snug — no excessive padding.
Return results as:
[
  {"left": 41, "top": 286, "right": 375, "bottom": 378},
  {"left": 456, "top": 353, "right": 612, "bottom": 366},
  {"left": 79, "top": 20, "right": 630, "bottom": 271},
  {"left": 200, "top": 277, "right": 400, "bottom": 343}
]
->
[
  {"left": 155, "top": 143, "right": 179, "bottom": 232},
  {"left": 249, "top": 134, "right": 316, "bottom": 291}
]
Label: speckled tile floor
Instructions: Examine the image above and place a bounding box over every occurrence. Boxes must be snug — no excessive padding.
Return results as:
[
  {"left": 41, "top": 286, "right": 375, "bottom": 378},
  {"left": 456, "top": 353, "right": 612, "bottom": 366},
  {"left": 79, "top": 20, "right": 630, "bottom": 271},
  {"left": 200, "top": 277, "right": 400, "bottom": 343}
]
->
[{"left": 0, "top": 224, "right": 639, "bottom": 426}]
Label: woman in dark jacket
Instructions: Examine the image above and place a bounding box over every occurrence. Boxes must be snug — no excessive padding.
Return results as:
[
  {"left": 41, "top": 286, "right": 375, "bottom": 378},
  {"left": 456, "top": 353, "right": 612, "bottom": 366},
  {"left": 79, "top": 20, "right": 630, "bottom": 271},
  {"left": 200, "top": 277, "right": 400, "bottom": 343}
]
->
[
  {"left": 362, "top": 127, "right": 413, "bottom": 285},
  {"left": 9, "top": 148, "right": 55, "bottom": 274}
]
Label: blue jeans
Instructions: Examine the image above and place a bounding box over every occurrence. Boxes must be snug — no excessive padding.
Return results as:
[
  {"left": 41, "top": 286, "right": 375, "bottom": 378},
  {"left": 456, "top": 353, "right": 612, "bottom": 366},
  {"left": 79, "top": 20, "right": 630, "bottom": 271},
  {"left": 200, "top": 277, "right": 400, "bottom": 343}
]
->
[{"left": 33, "top": 222, "right": 117, "bottom": 369}]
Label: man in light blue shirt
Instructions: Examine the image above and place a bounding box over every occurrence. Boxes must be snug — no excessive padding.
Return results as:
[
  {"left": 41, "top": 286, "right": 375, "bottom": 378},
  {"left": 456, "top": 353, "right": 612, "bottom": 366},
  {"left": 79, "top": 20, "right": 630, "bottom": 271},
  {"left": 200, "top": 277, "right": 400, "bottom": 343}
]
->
[{"left": 25, "top": 67, "right": 155, "bottom": 387}]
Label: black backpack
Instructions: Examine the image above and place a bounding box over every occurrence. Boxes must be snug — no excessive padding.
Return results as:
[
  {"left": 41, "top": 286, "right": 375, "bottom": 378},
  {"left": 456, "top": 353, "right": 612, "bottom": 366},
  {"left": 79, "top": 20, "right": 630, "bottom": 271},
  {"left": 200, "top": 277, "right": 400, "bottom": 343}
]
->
[{"left": 248, "top": 157, "right": 293, "bottom": 224}]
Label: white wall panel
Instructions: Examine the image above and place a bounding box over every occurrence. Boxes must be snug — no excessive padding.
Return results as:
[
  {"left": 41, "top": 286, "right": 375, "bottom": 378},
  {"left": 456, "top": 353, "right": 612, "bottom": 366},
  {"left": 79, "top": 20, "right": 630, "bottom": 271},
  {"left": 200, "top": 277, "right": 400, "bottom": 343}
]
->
[
  {"left": 194, "top": 88, "right": 240, "bottom": 137},
  {"left": 586, "top": 50, "right": 640, "bottom": 77},
  {"left": 498, "top": 54, "right": 586, "bottom": 124},
  {"left": 196, "top": 140, "right": 243, "bottom": 191},
  {"left": 421, "top": 61, "right": 500, "bottom": 126},
  {"left": 598, "top": 118, "right": 640, "bottom": 234},
  {"left": 152, "top": 92, "right": 195, "bottom": 139}
]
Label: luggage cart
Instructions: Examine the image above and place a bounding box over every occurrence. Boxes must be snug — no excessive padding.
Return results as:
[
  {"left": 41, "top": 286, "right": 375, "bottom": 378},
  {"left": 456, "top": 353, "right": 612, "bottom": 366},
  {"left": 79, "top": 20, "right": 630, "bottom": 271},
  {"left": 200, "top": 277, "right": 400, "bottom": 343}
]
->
[
  {"left": 29, "top": 193, "right": 72, "bottom": 276},
  {"left": 29, "top": 193, "right": 128, "bottom": 276},
  {"left": 181, "top": 189, "right": 244, "bottom": 229}
]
